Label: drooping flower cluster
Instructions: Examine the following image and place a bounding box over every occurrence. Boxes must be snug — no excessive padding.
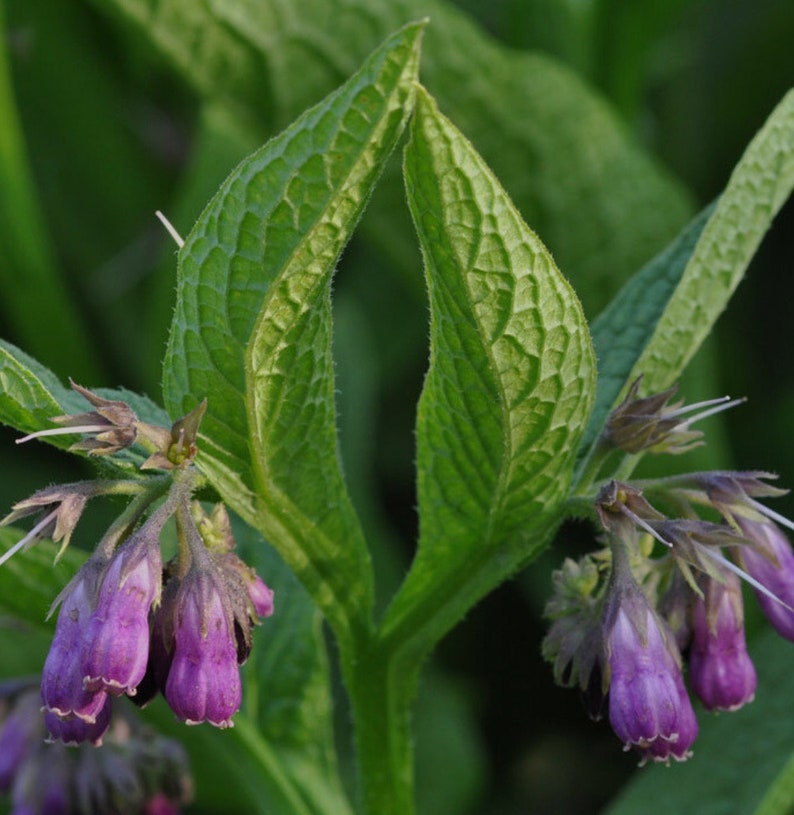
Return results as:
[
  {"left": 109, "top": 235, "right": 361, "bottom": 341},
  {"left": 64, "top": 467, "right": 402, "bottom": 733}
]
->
[
  {"left": 0, "top": 383, "right": 274, "bottom": 746},
  {"left": 0, "top": 678, "right": 192, "bottom": 814},
  {"left": 543, "top": 379, "right": 794, "bottom": 764}
]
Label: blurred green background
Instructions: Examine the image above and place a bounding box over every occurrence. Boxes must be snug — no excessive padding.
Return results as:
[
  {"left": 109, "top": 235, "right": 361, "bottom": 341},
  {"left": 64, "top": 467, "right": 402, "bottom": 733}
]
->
[{"left": 1, "top": 1, "right": 793, "bottom": 813}]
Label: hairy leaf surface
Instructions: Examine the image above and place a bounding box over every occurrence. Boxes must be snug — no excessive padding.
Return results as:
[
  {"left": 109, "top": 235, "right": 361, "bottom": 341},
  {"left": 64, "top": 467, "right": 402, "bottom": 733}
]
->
[
  {"left": 384, "top": 88, "right": 595, "bottom": 655},
  {"left": 162, "top": 24, "right": 424, "bottom": 638}
]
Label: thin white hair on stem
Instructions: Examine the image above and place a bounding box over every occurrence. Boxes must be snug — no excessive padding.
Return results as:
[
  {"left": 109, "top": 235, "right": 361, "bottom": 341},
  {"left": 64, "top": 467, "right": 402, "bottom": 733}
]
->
[{"left": 155, "top": 210, "right": 185, "bottom": 248}]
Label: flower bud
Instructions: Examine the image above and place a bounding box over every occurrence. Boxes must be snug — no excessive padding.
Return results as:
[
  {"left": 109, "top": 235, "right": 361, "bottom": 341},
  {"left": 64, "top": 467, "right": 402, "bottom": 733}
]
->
[{"left": 689, "top": 571, "right": 756, "bottom": 711}]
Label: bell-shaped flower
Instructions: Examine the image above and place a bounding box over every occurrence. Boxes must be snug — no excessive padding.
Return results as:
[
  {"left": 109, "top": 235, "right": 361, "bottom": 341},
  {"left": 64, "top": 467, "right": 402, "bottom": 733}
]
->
[
  {"left": 735, "top": 516, "right": 794, "bottom": 642},
  {"left": 162, "top": 569, "right": 242, "bottom": 728},
  {"left": 40, "top": 557, "right": 109, "bottom": 725},
  {"left": 689, "top": 571, "right": 756, "bottom": 711},
  {"left": 44, "top": 699, "right": 112, "bottom": 747},
  {"left": 82, "top": 510, "right": 166, "bottom": 697},
  {"left": 602, "top": 535, "right": 698, "bottom": 763}
]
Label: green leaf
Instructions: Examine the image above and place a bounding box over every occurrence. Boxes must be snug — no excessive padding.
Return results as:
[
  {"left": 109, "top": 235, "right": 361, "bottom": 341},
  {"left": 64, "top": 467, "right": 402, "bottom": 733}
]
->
[
  {"left": 162, "top": 23, "right": 424, "bottom": 642},
  {"left": 577, "top": 203, "right": 715, "bottom": 459},
  {"left": 617, "top": 89, "right": 794, "bottom": 400},
  {"left": 0, "top": 338, "right": 77, "bottom": 443},
  {"left": 382, "top": 87, "right": 596, "bottom": 657},
  {"left": 603, "top": 627, "right": 794, "bottom": 815}
]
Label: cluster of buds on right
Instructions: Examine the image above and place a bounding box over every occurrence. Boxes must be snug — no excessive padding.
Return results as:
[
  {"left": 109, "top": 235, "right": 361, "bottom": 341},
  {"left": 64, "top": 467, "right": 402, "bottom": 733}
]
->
[
  {"left": 0, "top": 678, "right": 192, "bottom": 814},
  {"left": 0, "top": 382, "right": 274, "bottom": 747},
  {"left": 544, "top": 379, "right": 794, "bottom": 764}
]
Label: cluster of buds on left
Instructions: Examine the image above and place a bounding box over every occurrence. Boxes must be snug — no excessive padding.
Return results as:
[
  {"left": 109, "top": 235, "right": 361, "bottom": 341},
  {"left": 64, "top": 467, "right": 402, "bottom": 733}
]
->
[
  {"left": 0, "top": 382, "right": 274, "bottom": 747},
  {"left": 0, "top": 677, "right": 192, "bottom": 814},
  {"left": 544, "top": 379, "right": 794, "bottom": 764}
]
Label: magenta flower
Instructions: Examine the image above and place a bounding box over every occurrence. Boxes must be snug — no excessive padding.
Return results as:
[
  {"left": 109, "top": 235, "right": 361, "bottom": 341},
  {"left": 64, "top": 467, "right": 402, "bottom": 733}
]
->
[
  {"left": 82, "top": 522, "right": 164, "bottom": 697},
  {"left": 736, "top": 516, "right": 794, "bottom": 642},
  {"left": 247, "top": 573, "right": 275, "bottom": 619},
  {"left": 604, "top": 579, "right": 697, "bottom": 763},
  {"left": 44, "top": 699, "right": 112, "bottom": 747},
  {"left": 40, "top": 559, "right": 109, "bottom": 726},
  {"left": 163, "top": 571, "right": 242, "bottom": 728},
  {"left": 689, "top": 571, "right": 756, "bottom": 711}
]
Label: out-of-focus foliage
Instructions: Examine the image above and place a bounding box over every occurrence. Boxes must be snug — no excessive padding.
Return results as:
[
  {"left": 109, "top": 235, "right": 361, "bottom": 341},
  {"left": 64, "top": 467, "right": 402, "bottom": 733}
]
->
[{"left": 1, "top": 1, "right": 793, "bottom": 814}]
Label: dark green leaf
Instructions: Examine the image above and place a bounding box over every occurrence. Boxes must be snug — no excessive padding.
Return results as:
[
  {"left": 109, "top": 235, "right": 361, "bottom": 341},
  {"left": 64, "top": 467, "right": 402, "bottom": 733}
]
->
[
  {"left": 0, "top": 528, "right": 82, "bottom": 629},
  {"left": 578, "top": 203, "right": 714, "bottom": 460}
]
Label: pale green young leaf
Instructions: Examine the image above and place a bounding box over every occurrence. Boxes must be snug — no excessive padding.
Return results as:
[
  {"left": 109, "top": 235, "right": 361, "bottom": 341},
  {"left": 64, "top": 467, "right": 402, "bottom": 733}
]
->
[
  {"left": 162, "top": 23, "right": 424, "bottom": 641},
  {"left": 382, "top": 88, "right": 596, "bottom": 657},
  {"left": 625, "top": 89, "right": 794, "bottom": 397}
]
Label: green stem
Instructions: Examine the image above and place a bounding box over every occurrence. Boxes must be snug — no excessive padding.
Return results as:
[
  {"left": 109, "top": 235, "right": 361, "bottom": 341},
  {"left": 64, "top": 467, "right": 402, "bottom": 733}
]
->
[{"left": 344, "top": 638, "right": 419, "bottom": 815}]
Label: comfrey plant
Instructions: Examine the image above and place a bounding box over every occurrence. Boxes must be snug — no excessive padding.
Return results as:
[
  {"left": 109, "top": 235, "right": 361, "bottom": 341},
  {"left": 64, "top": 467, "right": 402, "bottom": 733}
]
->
[
  {"left": 543, "top": 383, "right": 794, "bottom": 763},
  {"left": 0, "top": 20, "right": 793, "bottom": 815},
  {"left": 1, "top": 384, "right": 273, "bottom": 746}
]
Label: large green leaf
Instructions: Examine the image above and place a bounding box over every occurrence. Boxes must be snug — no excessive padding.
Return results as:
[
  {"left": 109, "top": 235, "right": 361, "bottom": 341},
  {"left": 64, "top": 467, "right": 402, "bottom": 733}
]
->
[
  {"left": 162, "top": 23, "right": 424, "bottom": 643},
  {"left": 629, "top": 88, "right": 794, "bottom": 395},
  {"left": 93, "top": 0, "right": 692, "bottom": 316},
  {"left": 604, "top": 626, "right": 794, "bottom": 815},
  {"left": 382, "top": 88, "right": 595, "bottom": 657},
  {"left": 574, "top": 88, "right": 794, "bottom": 473}
]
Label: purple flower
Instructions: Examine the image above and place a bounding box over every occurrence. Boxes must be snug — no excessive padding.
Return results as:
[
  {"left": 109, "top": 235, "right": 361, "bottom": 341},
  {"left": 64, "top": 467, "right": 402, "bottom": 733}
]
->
[
  {"left": 10, "top": 751, "right": 71, "bottom": 815},
  {"left": 145, "top": 792, "right": 182, "bottom": 815},
  {"left": 0, "top": 690, "right": 41, "bottom": 792},
  {"left": 163, "top": 571, "right": 242, "bottom": 728},
  {"left": 40, "top": 559, "right": 109, "bottom": 724},
  {"left": 605, "top": 587, "right": 697, "bottom": 762},
  {"left": 247, "top": 573, "right": 275, "bottom": 619},
  {"left": 83, "top": 524, "right": 163, "bottom": 697},
  {"left": 736, "top": 517, "right": 794, "bottom": 642},
  {"left": 44, "top": 699, "right": 112, "bottom": 747},
  {"left": 689, "top": 571, "right": 756, "bottom": 711}
]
